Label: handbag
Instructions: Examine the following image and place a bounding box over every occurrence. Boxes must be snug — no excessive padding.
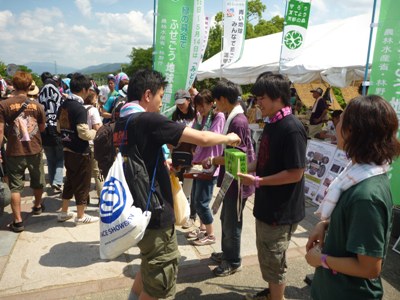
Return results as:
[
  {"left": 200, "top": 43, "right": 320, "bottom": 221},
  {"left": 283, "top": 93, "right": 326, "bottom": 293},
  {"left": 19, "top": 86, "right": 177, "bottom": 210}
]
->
[
  {"left": 170, "top": 173, "right": 190, "bottom": 226},
  {"left": 99, "top": 115, "right": 160, "bottom": 259},
  {"left": 172, "top": 151, "right": 193, "bottom": 168}
]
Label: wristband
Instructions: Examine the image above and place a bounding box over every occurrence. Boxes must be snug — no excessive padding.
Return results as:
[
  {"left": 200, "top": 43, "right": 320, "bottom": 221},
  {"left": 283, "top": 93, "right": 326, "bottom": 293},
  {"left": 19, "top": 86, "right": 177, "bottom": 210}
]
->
[
  {"left": 321, "top": 254, "right": 337, "bottom": 275},
  {"left": 254, "top": 176, "right": 260, "bottom": 188}
]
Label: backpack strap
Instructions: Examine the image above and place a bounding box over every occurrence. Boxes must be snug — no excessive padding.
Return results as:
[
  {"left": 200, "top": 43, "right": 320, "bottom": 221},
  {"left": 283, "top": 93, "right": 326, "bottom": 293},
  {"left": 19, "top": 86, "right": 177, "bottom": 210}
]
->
[
  {"left": 145, "top": 150, "right": 161, "bottom": 213},
  {"left": 9, "top": 98, "right": 30, "bottom": 124},
  {"left": 118, "top": 112, "right": 161, "bottom": 213}
]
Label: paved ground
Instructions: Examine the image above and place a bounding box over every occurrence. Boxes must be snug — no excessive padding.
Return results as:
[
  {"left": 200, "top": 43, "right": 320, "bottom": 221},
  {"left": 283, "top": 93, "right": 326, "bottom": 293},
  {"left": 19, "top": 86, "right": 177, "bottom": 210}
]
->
[{"left": 0, "top": 173, "right": 399, "bottom": 300}]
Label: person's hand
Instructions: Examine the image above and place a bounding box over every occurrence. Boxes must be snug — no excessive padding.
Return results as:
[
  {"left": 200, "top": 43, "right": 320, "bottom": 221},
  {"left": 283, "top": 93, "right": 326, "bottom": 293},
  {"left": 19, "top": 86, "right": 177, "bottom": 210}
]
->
[
  {"left": 226, "top": 132, "right": 241, "bottom": 147},
  {"left": 237, "top": 172, "right": 255, "bottom": 186},
  {"left": 305, "top": 244, "right": 323, "bottom": 268},
  {"left": 306, "top": 221, "right": 329, "bottom": 252},
  {"left": 165, "top": 158, "right": 175, "bottom": 172},
  {"left": 202, "top": 157, "right": 212, "bottom": 169}
]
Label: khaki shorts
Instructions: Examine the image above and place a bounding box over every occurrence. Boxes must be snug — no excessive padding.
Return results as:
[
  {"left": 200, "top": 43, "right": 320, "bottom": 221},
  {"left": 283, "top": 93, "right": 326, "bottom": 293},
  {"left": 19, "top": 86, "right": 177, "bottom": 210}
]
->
[
  {"left": 255, "top": 219, "right": 298, "bottom": 284},
  {"left": 6, "top": 153, "right": 45, "bottom": 192},
  {"left": 308, "top": 123, "right": 323, "bottom": 138},
  {"left": 138, "top": 225, "right": 180, "bottom": 299}
]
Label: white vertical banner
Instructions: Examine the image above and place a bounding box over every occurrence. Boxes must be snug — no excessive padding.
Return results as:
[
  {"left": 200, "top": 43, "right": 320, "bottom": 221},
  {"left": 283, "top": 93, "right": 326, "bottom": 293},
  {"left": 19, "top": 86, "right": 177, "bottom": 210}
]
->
[
  {"left": 186, "top": 0, "right": 206, "bottom": 88},
  {"left": 221, "top": 0, "right": 248, "bottom": 67},
  {"left": 280, "top": 0, "right": 311, "bottom": 65},
  {"left": 201, "top": 16, "right": 210, "bottom": 59}
]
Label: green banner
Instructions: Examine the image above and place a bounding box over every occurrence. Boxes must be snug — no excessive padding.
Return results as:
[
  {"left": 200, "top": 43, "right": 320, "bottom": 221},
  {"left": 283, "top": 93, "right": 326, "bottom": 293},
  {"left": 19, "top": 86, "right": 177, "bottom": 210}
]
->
[
  {"left": 369, "top": 0, "right": 400, "bottom": 205},
  {"left": 286, "top": 0, "right": 311, "bottom": 28},
  {"left": 280, "top": 0, "right": 311, "bottom": 64},
  {"left": 154, "top": 0, "right": 204, "bottom": 116}
]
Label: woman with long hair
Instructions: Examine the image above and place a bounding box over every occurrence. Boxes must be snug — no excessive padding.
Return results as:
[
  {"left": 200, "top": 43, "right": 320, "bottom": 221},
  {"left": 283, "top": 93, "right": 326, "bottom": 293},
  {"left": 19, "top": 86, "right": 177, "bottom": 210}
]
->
[{"left": 187, "top": 89, "right": 225, "bottom": 245}]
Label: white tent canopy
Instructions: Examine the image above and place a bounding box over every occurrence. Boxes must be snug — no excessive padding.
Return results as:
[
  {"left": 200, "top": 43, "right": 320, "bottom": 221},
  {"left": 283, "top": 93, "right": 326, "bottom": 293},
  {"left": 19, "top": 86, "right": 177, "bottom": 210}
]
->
[{"left": 197, "top": 14, "right": 374, "bottom": 87}]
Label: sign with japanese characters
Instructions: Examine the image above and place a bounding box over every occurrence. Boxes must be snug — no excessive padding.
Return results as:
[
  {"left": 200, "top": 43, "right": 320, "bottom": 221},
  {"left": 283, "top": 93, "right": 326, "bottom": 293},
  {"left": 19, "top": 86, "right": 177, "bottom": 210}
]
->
[
  {"left": 369, "top": 0, "right": 400, "bottom": 205},
  {"left": 280, "top": 0, "right": 311, "bottom": 64},
  {"left": 221, "top": 0, "right": 247, "bottom": 67},
  {"left": 154, "top": 0, "right": 205, "bottom": 116},
  {"left": 304, "top": 140, "right": 350, "bottom": 205}
]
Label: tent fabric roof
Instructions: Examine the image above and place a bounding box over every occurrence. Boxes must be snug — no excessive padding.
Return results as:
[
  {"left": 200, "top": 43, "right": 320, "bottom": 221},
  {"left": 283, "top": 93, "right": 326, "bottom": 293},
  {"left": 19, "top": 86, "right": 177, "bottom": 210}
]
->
[{"left": 198, "top": 14, "right": 373, "bottom": 87}]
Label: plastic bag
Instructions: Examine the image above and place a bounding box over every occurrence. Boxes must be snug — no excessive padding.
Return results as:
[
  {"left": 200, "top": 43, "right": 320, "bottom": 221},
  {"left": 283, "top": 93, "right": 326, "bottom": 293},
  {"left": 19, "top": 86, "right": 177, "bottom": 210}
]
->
[
  {"left": 170, "top": 173, "right": 190, "bottom": 226},
  {"left": 99, "top": 153, "right": 151, "bottom": 259},
  {"left": 0, "top": 180, "right": 11, "bottom": 214}
]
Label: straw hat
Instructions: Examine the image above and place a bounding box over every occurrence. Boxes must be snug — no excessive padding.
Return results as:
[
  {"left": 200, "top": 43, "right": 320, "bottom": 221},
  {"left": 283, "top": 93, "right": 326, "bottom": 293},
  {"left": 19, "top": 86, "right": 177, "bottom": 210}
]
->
[{"left": 28, "top": 80, "right": 39, "bottom": 96}]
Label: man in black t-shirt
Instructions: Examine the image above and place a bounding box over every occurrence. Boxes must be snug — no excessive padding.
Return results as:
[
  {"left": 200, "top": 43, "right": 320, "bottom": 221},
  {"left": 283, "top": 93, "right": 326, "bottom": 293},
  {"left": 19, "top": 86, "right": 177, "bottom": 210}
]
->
[
  {"left": 120, "top": 69, "right": 241, "bottom": 300},
  {"left": 238, "top": 74, "right": 307, "bottom": 300},
  {"left": 57, "top": 73, "right": 98, "bottom": 225}
]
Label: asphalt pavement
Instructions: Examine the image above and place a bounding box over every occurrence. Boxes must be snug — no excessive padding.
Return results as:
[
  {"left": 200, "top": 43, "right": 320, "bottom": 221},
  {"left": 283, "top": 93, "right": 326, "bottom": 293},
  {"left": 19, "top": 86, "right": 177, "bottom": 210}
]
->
[{"left": 0, "top": 172, "right": 399, "bottom": 300}]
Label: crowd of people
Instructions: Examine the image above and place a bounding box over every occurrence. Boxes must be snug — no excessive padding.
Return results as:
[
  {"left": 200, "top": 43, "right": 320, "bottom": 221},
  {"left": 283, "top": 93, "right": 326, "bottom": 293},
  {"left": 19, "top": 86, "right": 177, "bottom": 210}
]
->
[{"left": 0, "top": 69, "right": 399, "bottom": 300}]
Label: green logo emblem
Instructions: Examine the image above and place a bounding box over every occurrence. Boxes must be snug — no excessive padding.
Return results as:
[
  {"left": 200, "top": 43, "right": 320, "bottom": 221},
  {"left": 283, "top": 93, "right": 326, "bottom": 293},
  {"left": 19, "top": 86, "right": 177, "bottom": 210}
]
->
[{"left": 284, "top": 30, "right": 303, "bottom": 50}]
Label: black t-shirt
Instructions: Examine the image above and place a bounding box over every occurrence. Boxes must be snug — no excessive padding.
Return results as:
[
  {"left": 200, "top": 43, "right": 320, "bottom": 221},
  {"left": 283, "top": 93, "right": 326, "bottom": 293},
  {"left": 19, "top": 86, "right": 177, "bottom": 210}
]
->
[
  {"left": 310, "top": 97, "right": 327, "bottom": 125},
  {"left": 254, "top": 114, "right": 307, "bottom": 225},
  {"left": 114, "top": 112, "right": 185, "bottom": 229},
  {"left": 57, "top": 98, "right": 90, "bottom": 154}
]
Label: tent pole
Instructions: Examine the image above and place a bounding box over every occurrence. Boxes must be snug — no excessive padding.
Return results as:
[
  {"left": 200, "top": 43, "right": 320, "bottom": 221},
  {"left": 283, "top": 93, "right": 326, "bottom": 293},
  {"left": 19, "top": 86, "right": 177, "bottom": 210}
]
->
[
  {"left": 362, "top": 0, "right": 378, "bottom": 96},
  {"left": 220, "top": 0, "right": 224, "bottom": 80},
  {"left": 152, "top": 0, "right": 158, "bottom": 70}
]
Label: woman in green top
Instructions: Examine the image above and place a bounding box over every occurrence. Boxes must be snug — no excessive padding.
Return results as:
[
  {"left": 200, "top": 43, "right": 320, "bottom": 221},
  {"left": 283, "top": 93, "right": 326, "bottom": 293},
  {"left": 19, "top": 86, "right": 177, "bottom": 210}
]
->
[{"left": 305, "top": 95, "right": 400, "bottom": 300}]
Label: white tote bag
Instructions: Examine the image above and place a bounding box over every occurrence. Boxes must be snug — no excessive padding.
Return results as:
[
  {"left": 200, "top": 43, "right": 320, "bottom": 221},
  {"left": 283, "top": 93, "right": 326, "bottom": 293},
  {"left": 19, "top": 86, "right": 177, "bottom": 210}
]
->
[{"left": 99, "top": 153, "right": 151, "bottom": 259}]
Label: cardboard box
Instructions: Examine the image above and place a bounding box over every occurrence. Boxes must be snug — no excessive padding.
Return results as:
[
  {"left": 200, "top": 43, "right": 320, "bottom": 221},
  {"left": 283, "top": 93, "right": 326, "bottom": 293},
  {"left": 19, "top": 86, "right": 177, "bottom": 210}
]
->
[{"left": 224, "top": 148, "right": 247, "bottom": 179}]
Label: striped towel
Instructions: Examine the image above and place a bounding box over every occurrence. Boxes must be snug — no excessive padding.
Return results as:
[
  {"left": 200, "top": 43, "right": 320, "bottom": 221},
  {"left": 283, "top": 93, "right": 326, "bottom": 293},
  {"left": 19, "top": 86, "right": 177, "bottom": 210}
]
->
[{"left": 315, "top": 162, "right": 389, "bottom": 220}]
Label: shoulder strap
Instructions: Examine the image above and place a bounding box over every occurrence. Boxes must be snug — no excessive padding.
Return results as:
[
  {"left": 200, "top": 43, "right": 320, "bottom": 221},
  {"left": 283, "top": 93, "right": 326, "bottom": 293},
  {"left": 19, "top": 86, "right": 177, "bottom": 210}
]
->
[
  {"left": 145, "top": 150, "right": 161, "bottom": 212},
  {"left": 118, "top": 112, "right": 143, "bottom": 150},
  {"left": 9, "top": 99, "right": 30, "bottom": 124}
]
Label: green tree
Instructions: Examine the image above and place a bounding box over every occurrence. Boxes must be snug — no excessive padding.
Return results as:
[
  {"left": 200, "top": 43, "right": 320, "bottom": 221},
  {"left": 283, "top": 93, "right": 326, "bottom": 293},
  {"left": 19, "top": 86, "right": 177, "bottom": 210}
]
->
[
  {"left": 0, "top": 61, "right": 6, "bottom": 78},
  {"left": 247, "top": 0, "right": 266, "bottom": 23},
  {"left": 124, "top": 47, "right": 153, "bottom": 77}
]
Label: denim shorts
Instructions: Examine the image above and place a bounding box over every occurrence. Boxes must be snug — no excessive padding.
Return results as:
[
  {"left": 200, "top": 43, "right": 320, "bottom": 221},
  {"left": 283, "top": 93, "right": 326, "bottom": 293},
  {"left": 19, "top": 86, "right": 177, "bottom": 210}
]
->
[
  {"left": 137, "top": 225, "right": 180, "bottom": 299},
  {"left": 255, "top": 219, "right": 298, "bottom": 284},
  {"left": 6, "top": 153, "right": 45, "bottom": 192}
]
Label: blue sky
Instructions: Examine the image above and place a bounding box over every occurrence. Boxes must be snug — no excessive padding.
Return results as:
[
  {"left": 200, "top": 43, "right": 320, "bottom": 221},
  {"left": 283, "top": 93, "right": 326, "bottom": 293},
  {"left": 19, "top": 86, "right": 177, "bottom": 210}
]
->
[{"left": 0, "top": 0, "right": 376, "bottom": 69}]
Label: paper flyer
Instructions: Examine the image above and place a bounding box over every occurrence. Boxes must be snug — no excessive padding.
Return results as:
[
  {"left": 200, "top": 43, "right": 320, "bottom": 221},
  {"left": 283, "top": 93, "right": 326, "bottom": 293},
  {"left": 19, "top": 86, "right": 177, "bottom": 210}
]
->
[
  {"left": 313, "top": 149, "right": 349, "bottom": 205},
  {"left": 304, "top": 140, "right": 336, "bottom": 203}
]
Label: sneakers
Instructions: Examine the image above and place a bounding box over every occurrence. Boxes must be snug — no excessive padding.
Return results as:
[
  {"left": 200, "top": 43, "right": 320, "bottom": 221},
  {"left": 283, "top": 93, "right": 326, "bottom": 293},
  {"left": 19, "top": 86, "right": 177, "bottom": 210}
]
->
[
  {"left": 75, "top": 214, "right": 99, "bottom": 225},
  {"left": 10, "top": 221, "right": 24, "bottom": 233},
  {"left": 32, "top": 204, "right": 45, "bottom": 215},
  {"left": 210, "top": 252, "right": 223, "bottom": 263},
  {"left": 52, "top": 184, "right": 62, "bottom": 194},
  {"left": 58, "top": 211, "right": 75, "bottom": 222},
  {"left": 213, "top": 260, "right": 242, "bottom": 277},
  {"left": 245, "top": 288, "right": 270, "bottom": 300},
  {"left": 182, "top": 218, "right": 195, "bottom": 229},
  {"left": 186, "top": 228, "right": 206, "bottom": 239},
  {"left": 192, "top": 234, "right": 216, "bottom": 246}
]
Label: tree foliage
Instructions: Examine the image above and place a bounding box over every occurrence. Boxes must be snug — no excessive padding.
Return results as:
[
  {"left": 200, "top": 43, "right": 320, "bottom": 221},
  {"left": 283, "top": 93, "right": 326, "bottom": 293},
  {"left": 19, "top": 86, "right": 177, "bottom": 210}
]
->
[{"left": 124, "top": 47, "right": 153, "bottom": 77}]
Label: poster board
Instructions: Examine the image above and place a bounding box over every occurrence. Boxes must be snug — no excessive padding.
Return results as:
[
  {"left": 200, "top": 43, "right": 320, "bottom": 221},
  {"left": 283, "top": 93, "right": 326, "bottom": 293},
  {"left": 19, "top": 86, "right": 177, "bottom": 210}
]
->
[
  {"left": 393, "top": 237, "right": 400, "bottom": 255},
  {"left": 304, "top": 140, "right": 349, "bottom": 204}
]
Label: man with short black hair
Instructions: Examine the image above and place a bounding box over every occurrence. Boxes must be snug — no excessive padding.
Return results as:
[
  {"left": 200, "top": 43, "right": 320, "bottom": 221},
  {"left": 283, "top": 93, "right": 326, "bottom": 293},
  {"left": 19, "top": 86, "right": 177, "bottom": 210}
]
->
[
  {"left": 205, "top": 80, "right": 256, "bottom": 277},
  {"left": 120, "top": 69, "right": 241, "bottom": 300},
  {"left": 239, "top": 74, "right": 307, "bottom": 300},
  {"left": 57, "top": 73, "right": 98, "bottom": 225}
]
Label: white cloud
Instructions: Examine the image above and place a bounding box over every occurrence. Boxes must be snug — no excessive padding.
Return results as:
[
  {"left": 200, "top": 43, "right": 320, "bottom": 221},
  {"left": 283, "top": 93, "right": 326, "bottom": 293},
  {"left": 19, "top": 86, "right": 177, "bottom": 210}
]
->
[
  {"left": 75, "top": 0, "right": 92, "bottom": 17},
  {"left": 71, "top": 25, "right": 91, "bottom": 35},
  {"left": 0, "top": 10, "right": 12, "bottom": 28}
]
